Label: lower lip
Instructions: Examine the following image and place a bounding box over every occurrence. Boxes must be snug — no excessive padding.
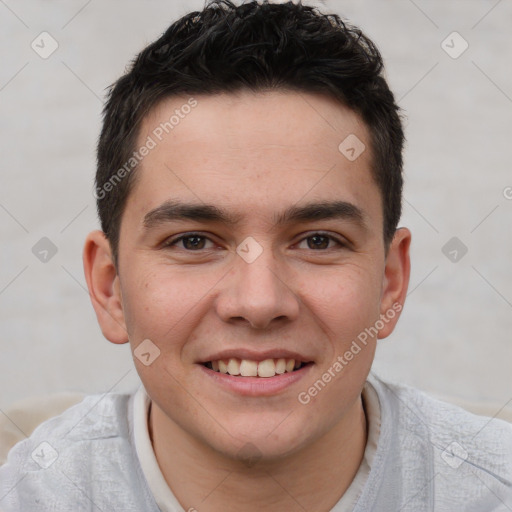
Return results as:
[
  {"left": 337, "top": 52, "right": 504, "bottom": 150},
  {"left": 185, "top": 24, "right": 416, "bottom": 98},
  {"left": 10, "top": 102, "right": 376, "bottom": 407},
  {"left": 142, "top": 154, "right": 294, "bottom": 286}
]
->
[{"left": 198, "top": 364, "right": 313, "bottom": 397}]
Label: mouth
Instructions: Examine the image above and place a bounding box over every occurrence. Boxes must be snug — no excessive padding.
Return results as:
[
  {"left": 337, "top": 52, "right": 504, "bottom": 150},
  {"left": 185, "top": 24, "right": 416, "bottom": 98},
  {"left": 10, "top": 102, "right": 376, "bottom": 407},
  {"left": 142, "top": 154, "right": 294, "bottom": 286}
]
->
[{"left": 202, "top": 358, "right": 312, "bottom": 378}]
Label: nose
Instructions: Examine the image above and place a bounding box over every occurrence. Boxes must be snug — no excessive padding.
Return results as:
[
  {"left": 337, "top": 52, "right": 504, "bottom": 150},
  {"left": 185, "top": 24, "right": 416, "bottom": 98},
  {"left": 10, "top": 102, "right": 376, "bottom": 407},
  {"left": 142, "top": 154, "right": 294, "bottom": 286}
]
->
[{"left": 214, "top": 246, "right": 300, "bottom": 330}]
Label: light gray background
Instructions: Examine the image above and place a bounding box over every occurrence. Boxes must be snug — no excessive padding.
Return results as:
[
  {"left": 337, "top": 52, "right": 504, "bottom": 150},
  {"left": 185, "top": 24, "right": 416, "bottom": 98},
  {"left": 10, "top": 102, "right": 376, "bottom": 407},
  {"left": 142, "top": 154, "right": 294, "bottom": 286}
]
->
[{"left": 0, "top": 0, "right": 511, "bottom": 412}]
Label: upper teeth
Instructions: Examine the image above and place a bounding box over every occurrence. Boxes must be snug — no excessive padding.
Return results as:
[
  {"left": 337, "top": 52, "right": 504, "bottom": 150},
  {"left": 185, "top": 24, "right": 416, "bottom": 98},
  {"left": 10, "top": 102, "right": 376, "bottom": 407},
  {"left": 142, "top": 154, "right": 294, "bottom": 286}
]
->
[{"left": 210, "top": 358, "right": 302, "bottom": 377}]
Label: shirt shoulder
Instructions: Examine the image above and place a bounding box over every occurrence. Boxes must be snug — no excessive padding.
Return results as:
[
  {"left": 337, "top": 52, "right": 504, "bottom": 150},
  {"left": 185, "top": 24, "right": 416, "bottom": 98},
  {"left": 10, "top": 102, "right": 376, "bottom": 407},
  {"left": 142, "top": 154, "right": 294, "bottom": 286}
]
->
[
  {"left": 383, "top": 376, "right": 512, "bottom": 468},
  {"left": 365, "top": 374, "right": 512, "bottom": 511},
  {"left": 0, "top": 391, "right": 160, "bottom": 512}
]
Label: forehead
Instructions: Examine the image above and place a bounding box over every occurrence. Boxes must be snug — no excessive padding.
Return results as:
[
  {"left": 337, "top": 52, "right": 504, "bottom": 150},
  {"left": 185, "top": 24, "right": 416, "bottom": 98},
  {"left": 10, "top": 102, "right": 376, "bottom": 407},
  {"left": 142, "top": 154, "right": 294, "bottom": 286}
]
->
[{"left": 126, "top": 90, "right": 381, "bottom": 228}]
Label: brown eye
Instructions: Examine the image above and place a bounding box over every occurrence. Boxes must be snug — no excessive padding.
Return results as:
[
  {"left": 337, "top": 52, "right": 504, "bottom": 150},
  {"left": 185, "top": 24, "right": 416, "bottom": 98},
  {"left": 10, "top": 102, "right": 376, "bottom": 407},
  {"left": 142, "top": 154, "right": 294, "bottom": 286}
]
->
[
  {"left": 297, "top": 233, "right": 344, "bottom": 250},
  {"left": 307, "top": 235, "right": 330, "bottom": 249},
  {"left": 164, "top": 233, "right": 215, "bottom": 251},
  {"left": 181, "top": 235, "right": 207, "bottom": 250}
]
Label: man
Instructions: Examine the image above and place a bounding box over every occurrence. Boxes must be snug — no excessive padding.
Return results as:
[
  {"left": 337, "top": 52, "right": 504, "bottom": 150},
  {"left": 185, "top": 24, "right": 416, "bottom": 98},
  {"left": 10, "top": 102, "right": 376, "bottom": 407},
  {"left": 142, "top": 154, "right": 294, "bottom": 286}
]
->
[{"left": 1, "top": 1, "right": 511, "bottom": 510}]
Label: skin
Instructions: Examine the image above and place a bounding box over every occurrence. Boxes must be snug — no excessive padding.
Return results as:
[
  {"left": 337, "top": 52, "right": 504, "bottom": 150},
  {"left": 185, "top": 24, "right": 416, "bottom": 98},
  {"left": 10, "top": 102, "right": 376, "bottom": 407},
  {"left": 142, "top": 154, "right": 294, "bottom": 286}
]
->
[{"left": 83, "top": 90, "right": 411, "bottom": 512}]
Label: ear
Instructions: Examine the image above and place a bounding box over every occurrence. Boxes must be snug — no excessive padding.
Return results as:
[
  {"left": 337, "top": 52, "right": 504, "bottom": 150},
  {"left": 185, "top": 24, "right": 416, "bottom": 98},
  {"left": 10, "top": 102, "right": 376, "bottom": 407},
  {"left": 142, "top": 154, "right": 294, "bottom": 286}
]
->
[
  {"left": 377, "top": 227, "right": 411, "bottom": 339},
  {"left": 83, "top": 230, "right": 128, "bottom": 344}
]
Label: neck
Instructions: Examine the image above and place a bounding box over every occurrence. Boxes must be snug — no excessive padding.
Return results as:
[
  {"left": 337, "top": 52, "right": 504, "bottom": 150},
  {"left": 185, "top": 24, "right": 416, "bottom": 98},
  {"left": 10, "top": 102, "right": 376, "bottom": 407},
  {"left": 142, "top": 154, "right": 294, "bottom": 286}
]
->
[{"left": 149, "top": 397, "right": 368, "bottom": 512}]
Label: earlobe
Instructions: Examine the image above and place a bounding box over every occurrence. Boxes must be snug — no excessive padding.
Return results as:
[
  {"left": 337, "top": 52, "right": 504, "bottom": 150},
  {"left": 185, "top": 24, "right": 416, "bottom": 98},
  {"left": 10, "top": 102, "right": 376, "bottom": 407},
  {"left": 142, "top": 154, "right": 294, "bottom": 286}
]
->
[
  {"left": 83, "top": 230, "right": 129, "bottom": 344},
  {"left": 377, "top": 227, "right": 411, "bottom": 339}
]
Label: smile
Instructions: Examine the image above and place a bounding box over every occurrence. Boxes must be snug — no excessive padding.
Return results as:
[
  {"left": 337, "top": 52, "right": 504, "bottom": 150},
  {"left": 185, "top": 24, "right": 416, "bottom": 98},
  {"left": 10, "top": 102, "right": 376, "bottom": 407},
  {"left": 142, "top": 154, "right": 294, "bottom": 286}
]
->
[{"left": 203, "top": 358, "right": 310, "bottom": 378}]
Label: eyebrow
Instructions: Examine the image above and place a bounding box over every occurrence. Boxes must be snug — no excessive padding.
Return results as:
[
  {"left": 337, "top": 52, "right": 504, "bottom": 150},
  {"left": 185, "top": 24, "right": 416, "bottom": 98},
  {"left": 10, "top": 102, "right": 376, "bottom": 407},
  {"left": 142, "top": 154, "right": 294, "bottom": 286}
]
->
[
  {"left": 274, "top": 201, "right": 366, "bottom": 227},
  {"left": 143, "top": 199, "right": 367, "bottom": 230},
  {"left": 143, "top": 201, "right": 241, "bottom": 228}
]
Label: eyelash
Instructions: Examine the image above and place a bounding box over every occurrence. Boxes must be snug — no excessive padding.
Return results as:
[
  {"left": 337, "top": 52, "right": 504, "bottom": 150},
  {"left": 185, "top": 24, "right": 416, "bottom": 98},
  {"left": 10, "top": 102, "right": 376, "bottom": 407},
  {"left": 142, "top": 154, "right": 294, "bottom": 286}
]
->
[{"left": 163, "top": 232, "right": 346, "bottom": 251}]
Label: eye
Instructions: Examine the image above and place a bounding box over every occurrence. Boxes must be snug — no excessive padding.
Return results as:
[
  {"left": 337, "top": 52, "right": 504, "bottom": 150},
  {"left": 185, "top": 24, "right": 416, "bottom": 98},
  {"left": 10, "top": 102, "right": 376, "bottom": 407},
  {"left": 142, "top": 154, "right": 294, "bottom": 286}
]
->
[
  {"left": 164, "top": 233, "right": 216, "bottom": 251},
  {"left": 297, "top": 233, "right": 345, "bottom": 250}
]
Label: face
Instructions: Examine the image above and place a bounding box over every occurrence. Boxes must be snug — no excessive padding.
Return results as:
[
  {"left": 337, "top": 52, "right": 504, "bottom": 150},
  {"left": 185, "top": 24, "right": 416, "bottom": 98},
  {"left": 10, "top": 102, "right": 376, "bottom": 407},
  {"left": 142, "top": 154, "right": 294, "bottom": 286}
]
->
[{"left": 85, "top": 90, "right": 410, "bottom": 462}]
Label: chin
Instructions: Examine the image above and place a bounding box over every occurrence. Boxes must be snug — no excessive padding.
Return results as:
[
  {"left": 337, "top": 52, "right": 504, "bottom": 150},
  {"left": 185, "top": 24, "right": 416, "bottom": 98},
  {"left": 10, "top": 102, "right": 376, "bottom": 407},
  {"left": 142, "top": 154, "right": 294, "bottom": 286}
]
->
[{"left": 202, "top": 415, "right": 317, "bottom": 464}]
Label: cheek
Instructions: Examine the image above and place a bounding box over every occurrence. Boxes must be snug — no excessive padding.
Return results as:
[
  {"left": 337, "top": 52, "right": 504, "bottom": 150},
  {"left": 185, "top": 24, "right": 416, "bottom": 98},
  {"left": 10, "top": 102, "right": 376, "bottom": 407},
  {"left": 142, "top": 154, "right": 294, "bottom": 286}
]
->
[
  {"left": 300, "top": 263, "right": 382, "bottom": 339},
  {"left": 121, "top": 268, "right": 204, "bottom": 395},
  {"left": 294, "top": 269, "right": 380, "bottom": 420},
  {"left": 120, "top": 263, "right": 218, "bottom": 346}
]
